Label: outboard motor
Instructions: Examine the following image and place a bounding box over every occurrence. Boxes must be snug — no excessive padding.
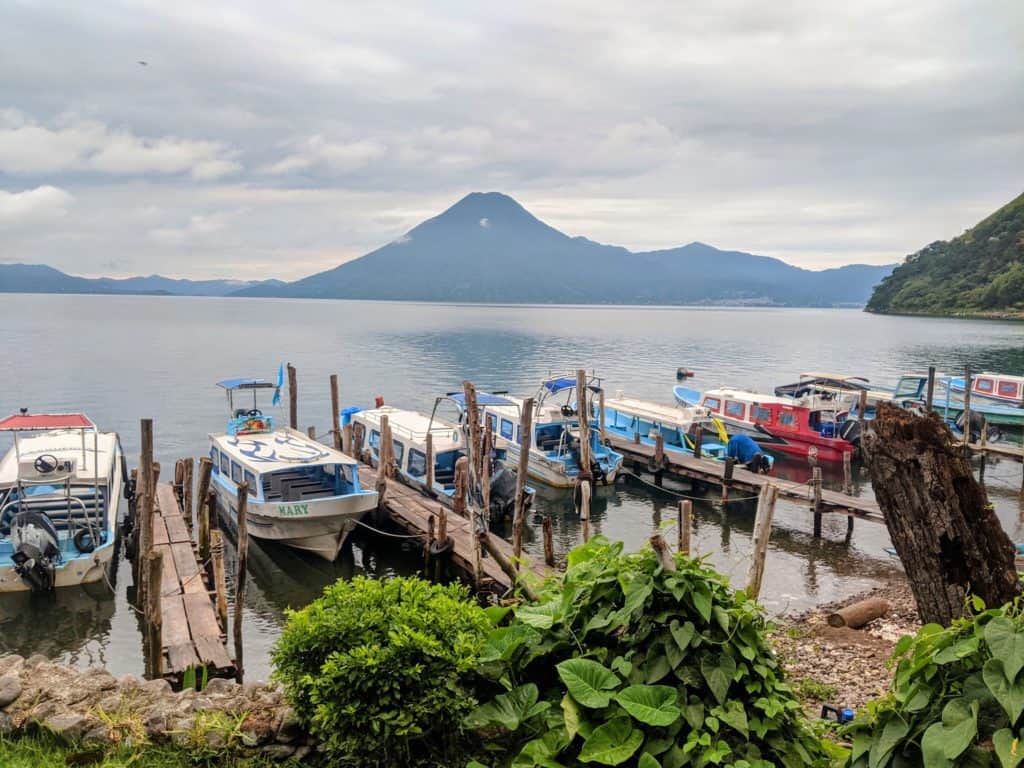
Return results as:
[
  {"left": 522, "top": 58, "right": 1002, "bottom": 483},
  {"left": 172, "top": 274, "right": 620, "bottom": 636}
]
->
[
  {"left": 488, "top": 466, "right": 519, "bottom": 523},
  {"left": 838, "top": 419, "right": 862, "bottom": 449},
  {"left": 956, "top": 410, "right": 1002, "bottom": 444},
  {"left": 10, "top": 511, "right": 61, "bottom": 592}
]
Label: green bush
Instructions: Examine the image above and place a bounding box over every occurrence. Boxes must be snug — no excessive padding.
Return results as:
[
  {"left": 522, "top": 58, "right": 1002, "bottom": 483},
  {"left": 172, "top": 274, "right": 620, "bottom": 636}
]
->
[
  {"left": 844, "top": 597, "right": 1024, "bottom": 768},
  {"left": 272, "top": 576, "right": 492, "bottom": 767},
  {"left": 466, "top": 536, "right": 835, "bottom": 768}
]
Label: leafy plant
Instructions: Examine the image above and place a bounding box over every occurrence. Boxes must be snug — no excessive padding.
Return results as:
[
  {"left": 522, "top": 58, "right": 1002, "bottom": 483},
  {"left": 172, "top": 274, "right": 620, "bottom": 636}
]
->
[
  {"left": 272, "top": 575, "right": 491, "bottom": 767},
  {"left": 844, "top": 597, "right": 1024, "bottom": 767},
  {"left": 466, "top": 536, "right": 833, "bottom": 767}
]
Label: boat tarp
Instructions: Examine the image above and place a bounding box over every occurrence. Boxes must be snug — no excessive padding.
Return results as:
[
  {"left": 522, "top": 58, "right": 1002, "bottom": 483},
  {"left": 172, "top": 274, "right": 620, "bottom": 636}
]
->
[
  {"left": 447, "top": 393, "right": 515, "bottom": 407},
  {"left": 216, "top": 378, "right": 277, "bottom": 390},
  {"left": 0, "top": 413, "right": 94, "bottom": 431},
  {"left": 543, "top": 378, "right": 602, "bottom": 394}
]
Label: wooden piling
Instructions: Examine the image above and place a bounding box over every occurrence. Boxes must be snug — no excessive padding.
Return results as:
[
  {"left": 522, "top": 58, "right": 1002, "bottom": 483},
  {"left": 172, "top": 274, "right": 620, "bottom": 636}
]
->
[
  {"left": 678, "top": 500, "right": 692, "bottom": 556},
  {"left": 598, "top": 388, "right": 607, "bottom": 443},
  {"left": 376, "top": 414, "right": 391, "bottom": 505},
  {"left": 195, "top": 457, "right": 212, "bottom": 528},
  {"left": 137, "top": 418, "right": 154, "bottom": 605},
  {"left": 353, "top": 422, "right": 365, "bottom": 461},
  {"left": 811, "top": 466, "right": 822, "bottom": 538},
  {"left": 693, "top": 429, "right": 703, "bottom": 460},
  {"left": 144, "top": 550, "right": 163, "bottom": 679},
  {"left": 233, "top": 483, "right": 249, "bottom": 683},
  {"left": 576, "top": 370, "right": 593, "bottom": 537},
  {"left": 307, "top": 426, "right": 316, "bottom": 440},
  {"left": 579, "top": 479, "right": 591, "bottom": 542},
  {"left": 343, "top": 424, "right": 353, "bottom": 457},
  {"left": 481, "top": 420, "right": 493, "bottom": 523},
  {"left": 721, "top": 457, "right": 735, "bottom": 502},
  {"left": 182, "top": 459, "right": 194, "bottom": 531},
  {"left": 479, "top": 531, "right": 540, "bottom": 602},
  {"left": 746, "top": 483, "right": 777, "bottom": 599},
  {"left": 287, "top": 363, "right": 298, "bottom": 430},
  {"left": 461, "top": 381, "right": 485, "bottom": 589},
  {"left": 654, "top": 431, "right": 665, "bottom": 487},
  {"left": 542, "top": 516, "right": 555, "bottom": 568},
  {"left": 434, "top": 507, "right": 449, "bottom": 583},
  {"left": 454, "top": 456, "right": 468, "bottom": 517},
  {"left": 425, "top": 432, "right": 435, "bottom": 491},
  {"left": 426, "top": 515, "right": 435, "bottom": 573},
  {"left": 842, "top": 451, "right": 853, "bottom": 496},
  {"left": 857, "top": 390, "right": 868, "bottom": 425},
  {"left": 962, "top": 364, "right": 972, "bottom": 454},
  {"left": 650, "top": 534, "right": 676, "bottom": 572},
  {"left": 199, "top": 489, "right": 213, "bottom": 569},
  {"left": 925, "top": 366, "right": 936, "bottom": 412},
  {"left": 330, "top": 374, "right": 343, "bottom": 451},
  {"left": 212, "top": 530, "right": 228, "bottom": 632},
  {"left": 173, "top": 460, "right": 185, "bottom": 509},
  {"left": 512, "top": 397, "right": 534, "bottom": 564}
]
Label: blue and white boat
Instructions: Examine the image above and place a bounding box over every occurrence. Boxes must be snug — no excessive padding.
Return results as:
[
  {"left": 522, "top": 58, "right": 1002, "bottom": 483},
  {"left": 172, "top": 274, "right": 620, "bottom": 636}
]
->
[
  {"left": 468, "top": 376, "right": 624, "bottom": 489},
  {"left": 0, "top": 412, "right": 123, "bottom": 592},
  {"left": 346, "top": 401, "right": 535, "bottom": 521},
  {"left": 209, "top": 379, "right": 377, "bottom": 561}
]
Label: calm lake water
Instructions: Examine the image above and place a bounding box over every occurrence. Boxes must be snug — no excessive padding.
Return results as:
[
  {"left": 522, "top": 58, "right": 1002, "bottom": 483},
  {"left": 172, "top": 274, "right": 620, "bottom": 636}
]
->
[{"left": 0, "top": 294, "right": 1021, "bottom": 680}]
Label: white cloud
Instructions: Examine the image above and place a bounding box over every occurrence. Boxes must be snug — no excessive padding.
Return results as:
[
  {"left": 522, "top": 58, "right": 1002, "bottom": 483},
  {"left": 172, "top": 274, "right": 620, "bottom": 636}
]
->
[
  {"left": 0, "top": 185, "right": 73, "bottom": 230},
  {"left": 0, "top": 111, "right": 241, "bottom": 179},
  {"left": 266, "top": 135, "right": 386, "bottom": 175},
  {"left": 479, "top": 217, "right": 490, "bottom": 228}
]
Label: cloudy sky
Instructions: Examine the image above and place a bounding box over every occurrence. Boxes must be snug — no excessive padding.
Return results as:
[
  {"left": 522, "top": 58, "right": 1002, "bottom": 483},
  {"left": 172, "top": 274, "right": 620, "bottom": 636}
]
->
[{"left": 1, "top": 0, "right": 1022, "bottom": 280}]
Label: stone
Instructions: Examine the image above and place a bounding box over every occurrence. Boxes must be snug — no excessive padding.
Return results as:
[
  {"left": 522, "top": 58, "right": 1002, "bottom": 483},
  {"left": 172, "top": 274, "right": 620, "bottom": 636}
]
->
[
  {"left": 0, "top": 675, "right": 22, "bottom": 708},
  {"left": 117, "top": 673, "right": 140, "bottom": 689},
  {"left": 261, "top": 744, "right": 296, "bottom": 760},
  {"left": 97, "top": 694, "right": 122, "bottom": 712},
  {"left": 275, "top": 706, "right": 303, "bottom": 744},
  {"left": 25, "top": 654, "right": 48, "bottom": 669},
  {"left": 82, "top": 722, "right": 112, "bottom": 745},
  {"left": 0, "top": 655, "right": 24, "bottom": 676},
  {"left": 292, "top": 745, "right": 312, "bottom": 762},
  {"left": 204, "top": 729, "right": 226, "bottom": 749},
  {"left": 144, "top": 712, "right": 169, "bottom": 738},
  {"left": 204, "top": 677, "right": 238, "bottom": 696},
  {"left": 141, "top": 678, "right": 171, "bottom": 695},
  {"left": 44, "top": 712, "right": 90, "bottom": 743}
]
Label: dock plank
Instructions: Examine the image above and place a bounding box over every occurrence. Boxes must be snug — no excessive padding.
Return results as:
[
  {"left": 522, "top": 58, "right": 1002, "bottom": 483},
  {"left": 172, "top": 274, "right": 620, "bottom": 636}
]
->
[
  {"left": 163, "top": 514, "right": 192, "bottom": 544},
  {"left": 161, "top": 596, "right": 192, "bottom": 648}
]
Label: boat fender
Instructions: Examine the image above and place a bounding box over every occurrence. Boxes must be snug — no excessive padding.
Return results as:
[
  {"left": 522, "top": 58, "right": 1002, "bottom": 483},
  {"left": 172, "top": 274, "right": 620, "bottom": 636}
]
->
[
  {"left": 429, "top": 537, "right": 454, "bottom": 557},
  {"left": 676, "top": 368, "right": 694, "bottom": 380},
  {"left": 560, "top": 404, "right": 576, "bottom": 418},
  {"left": 590, "top": 460, "right": 608, "bottom": 485},
  {"left": 74, "top": 528, "right": 97, "bottom": 554},
  {"left": 573, "top": 471, "right": 594, "bottom": 509}
]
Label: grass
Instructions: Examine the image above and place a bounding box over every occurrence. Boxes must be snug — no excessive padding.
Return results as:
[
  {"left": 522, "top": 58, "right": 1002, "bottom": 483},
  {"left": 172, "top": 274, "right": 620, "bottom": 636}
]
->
[
  {"left": 0, "top": 733, "right": 295, "bottom": 767},
  {"left": 792, "top": 676, "right": 839, "bottom": 704}
]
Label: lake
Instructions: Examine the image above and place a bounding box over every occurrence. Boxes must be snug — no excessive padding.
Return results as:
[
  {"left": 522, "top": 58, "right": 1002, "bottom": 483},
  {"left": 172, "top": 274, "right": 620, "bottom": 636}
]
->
[{"left": 0, "top": 294, "right": 1021, "bottom": 680}]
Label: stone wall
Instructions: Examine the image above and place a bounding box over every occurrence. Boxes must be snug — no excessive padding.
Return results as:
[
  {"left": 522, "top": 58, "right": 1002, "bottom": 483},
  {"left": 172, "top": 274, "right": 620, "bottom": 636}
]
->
[{"left": 0, "top": 654, "right": 315, "bottom": 761}]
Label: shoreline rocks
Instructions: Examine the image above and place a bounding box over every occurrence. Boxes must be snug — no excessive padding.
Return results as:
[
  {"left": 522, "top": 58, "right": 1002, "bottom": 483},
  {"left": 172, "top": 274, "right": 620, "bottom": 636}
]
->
[{"left": 0, "top": 653, "right": 315, "bottom": 760}]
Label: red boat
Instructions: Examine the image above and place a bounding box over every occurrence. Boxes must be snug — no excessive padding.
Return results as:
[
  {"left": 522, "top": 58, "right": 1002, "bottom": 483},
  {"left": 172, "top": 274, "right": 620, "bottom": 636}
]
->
[{"left": 673, "top": 385, "right": 856, "bottom": 462}]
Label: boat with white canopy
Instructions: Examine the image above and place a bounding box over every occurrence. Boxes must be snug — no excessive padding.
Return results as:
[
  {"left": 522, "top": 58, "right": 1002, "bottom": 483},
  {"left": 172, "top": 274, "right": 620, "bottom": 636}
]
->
[
  {"left": 0, "top": 412, "right": 123, "bottom": 592},
  {"left": 209, "top": 378, "right": 377, "bottom": 561}
]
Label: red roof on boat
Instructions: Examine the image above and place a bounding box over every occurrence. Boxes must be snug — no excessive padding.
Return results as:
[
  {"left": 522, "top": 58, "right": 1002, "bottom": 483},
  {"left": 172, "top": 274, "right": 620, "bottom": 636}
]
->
[{"left": 0, "top": 413, "right": 94, "bottom": 431}]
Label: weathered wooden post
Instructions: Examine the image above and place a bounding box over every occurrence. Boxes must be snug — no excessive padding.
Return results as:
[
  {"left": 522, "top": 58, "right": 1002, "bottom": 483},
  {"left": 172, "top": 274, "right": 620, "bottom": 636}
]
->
[
  {"left": 481, "top": 421, "right": 493, "bottom": 524},
  {"left": 145, "top": 550, "right": 163, "bottom": 679},
  {"left": 980, "top": 417, "right": 989, "bottom": 482},
  {"left": 746, "top": 483, "right": 778, "bottom": 600},
  {"left": 579, "top": 480, "right": 592, "bottom": 542},
  {"left": 287, "top": 363, "right": 298, "bottom": 430},
  {"left": 453, "top": 457, "right": 468, "bottom": 517},
  {"left": 330, "top": 373, "right": 343, "bottom": 452},
  {"left": 461, "top": 381, "right": 484, "bottom": 590},
  {"left": 598, "top": 388, "right": 607, "bottom": 444},
  {"left": 512, "top": 397, "right": 534, "bottom": 564},
  {"left": 434, "top": 507, "right": 450, "bottom": 583},
  {"left": 925, "top": 366, "right": 936, "bottom": 412},
  {"left": 376, "top": 414, "right": 390, "bottom": 507},
  {"left": 678, "top": 500, "right": 692, "bottom": 556},
  {"left": 182, "top": 458, "right": 194, "bottom": 531},
  {"left": 195, "top": 457, "right": 213, "bottom": 522},
  {"left": 233, "top": 483, "right": 249, "bottom": 683},
  {"left": 576, "top": 370, "right": 593, "bottom": 539},
  {"left": 721, "top": 457, "right": 734, "bottom": 502},
  {"left": 343, "top": 423, "right": 354, "bottom": 457},
  {"left": 353, "top": 422, "right": 365, "bottom": 461},
  {"left": 650, "top": 534, "right": 677, "bottom": 572},
  {"left": 857, "top": 389, "right": 868, "bottom": 426},
  {"left": 212, "top": 530, "right": 228, "bottom": 631},
  {"left": 137, "top": 418, "right": 154, "bottom": 605},
  {"left": 862, "top": 403, "right": 1021, "bottom": 624},
  {"left": 653, "top": 431, "right": 665, "bottom": 487},
  {"left": 811, "top": 466, "right": 822, "bottom": 538},
  {"left": 307, "top": 426, "right": 316, "bottom": 440},
  {"left": 425, "top": 514, "right": 435, "bottom": 574},
  {"left": 542, "top": 515, "right": 555, "bottom": 568},
  {"left": 199, "top": 489, "right": 213, "bottom": 572},
  {"left": 842, "top": 451, "right": 853, "bottom": 496},
  {"left": 962, "top": 364, "right": 972, "bottom": 454},
  {"left": 174, "top": 460, "right": 185, "bottom": 508},
  {"left": 425, "top": 432, "right": 435, "bottom": 490},
  {"left": 693, "top": 429, "right": 703, "bottom": 460}
]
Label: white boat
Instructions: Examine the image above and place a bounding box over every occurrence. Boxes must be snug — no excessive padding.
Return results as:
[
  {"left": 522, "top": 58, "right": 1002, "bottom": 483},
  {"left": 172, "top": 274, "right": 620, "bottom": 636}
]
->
[
  {"left": 0, "top": 412, "right": 123, "bottom": 592},
  {"left": 602, "top": 396, "right": 733, "bottom": 461},
  {"left": 209, "top": 379, "right": 377, "bottom": 561},
  {"left": 464, "top": 376, "right": 624, "bottom": 489},
  {"left": 346, "top": 402, "right": 535, "bottom": 521},
  {"left": 949, "top": 372, "right": 1024, "bottom": 406}
]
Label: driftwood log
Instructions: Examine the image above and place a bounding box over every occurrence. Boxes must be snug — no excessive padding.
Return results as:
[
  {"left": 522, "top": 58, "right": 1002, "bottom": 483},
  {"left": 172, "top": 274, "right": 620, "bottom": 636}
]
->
[
  {"left": 862, "top": 403, "right": 1020, "bottom": 625},
  {"left": 827, "top": 597, "right": 890, "bottom": 628}
]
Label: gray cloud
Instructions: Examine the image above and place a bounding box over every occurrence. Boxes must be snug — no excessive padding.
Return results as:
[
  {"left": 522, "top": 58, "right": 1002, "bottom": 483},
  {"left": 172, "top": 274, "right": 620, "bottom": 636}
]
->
[{"left": 0, "top": 0, "right": 1021, "bottom": 279}]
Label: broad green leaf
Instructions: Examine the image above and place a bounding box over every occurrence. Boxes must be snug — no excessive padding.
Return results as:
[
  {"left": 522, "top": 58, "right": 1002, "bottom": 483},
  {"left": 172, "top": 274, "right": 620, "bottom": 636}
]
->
[
  {"left": 467, "top": 762, "right": 490, "bottom": 768},
  {"left": 986, "top": 618, "right": 1024, "bottom": 681},
  {"left": 645, "top": 653, "right": 672, "bottom": 684},
  {"left": 670, "top": 620, "right": 695, "bottom": 653},
  {"left": 514, "top": 730, "right": 570, "bottom": 768},
  {"left": 557, "top": 659, "right": 620, "bottom": 709},
  {"left": 517, "top": 601, "right": 561, "bottom": 629},
  {"left": 939, "top": 699, "right": 978, "bottom": 759},
  {"left": 614, "top": 685, "right": 681, "bottom": 726},
  {"left": 892, "top": 634, "right": 915, "bottom": 658},
  {"left": 701, "top": 655, "right": 736, "bottom": 705},
  {"left": 712, "top": 606, "right": 730, "bottom": 634},
  {"left": 483, "top": 605, "right": 512, "bottom": 626},
  {"left": 561, "top": 694, "right": 584, "bottom": 742},
  {"left": 578, "top": 717, "right": 643, "bottom": 765},
  {"left": 682, "top": 701, "right": 704, "bottom": 730},
  {"left": 691, "top": 583, "right": 713, "bottom": 623},
  {"left": 985, "top": 658, "right": 1024, "bottom": 723},
  {"left": 638, "top": 754, "right": 661, "bottom": 768},
  {"left": 480, "top": 624, "right": 538, "bottom": 663},
  {"left": 994, "top": 728, "right": 1024, "bottom": 768},
  {"left": 716, "top": 700, "right": 748, "bottom": 739},
  {"left": 868, "top": 717, "right": 909, "bottom": 768},
  {"left": 465, "top": 683, "right": 550, "bottom": 731}
]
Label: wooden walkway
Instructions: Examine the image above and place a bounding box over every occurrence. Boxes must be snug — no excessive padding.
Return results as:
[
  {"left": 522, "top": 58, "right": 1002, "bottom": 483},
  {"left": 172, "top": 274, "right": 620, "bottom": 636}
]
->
[
  {"left": 969, "top": 442, "right": 1024, "bottom": 463},
  {"left": 607, "top": 436, "right": 885, "bottom": 523},
  {"left": 357, "top": 467, "right": 550, "bottom": 591},
  {"left": 152, "top": 482, "right": 233, "bottom": 680}
]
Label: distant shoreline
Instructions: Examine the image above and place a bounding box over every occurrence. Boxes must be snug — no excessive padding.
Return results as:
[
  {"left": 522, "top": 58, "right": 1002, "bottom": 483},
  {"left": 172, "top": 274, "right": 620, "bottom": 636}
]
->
[{"left": 865, "top": 307, "right": 1024, "bottom": 322}]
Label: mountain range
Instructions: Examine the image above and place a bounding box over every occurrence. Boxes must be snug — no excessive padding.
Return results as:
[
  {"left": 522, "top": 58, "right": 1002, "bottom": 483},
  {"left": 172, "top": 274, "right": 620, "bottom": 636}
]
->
[
  {"left": 0, "top": 263, "right": 283, "bottom": 297},
  {"left": 3, "top": 193, "right": 895, "bottom": 306}
]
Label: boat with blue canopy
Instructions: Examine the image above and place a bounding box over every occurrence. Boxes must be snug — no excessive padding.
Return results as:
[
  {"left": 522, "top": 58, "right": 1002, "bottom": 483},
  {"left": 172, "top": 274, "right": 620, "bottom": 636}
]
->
[
  {"left": 0, "top": 412, "right": 124, "bottom": 592},
  {"left": 209, "top": 378, "right": 376, "bottom": 561}
]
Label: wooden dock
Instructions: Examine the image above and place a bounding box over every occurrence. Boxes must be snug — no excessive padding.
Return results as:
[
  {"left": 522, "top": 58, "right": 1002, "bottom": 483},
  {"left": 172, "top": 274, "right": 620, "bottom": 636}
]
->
[
  {"left": 150, "top": 481, "right": 233, "bottom": 681},
  {"left": 607, "top": 436, "right": 884, "bottom": 523},
  {"left": 356, "top": 466, "right": 549, "bottom": 592}
]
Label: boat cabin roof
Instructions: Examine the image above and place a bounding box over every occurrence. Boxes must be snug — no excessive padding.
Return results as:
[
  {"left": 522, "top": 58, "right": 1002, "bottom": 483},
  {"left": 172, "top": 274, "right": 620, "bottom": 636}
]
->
[
  {"left": 211, "top": 427, "right": 356, "bottom": 472},
  {"left": 355, "top": 407, "right": 464, "bottom": 452},
  {"left": 704, "top": 388, "right": 794, "bottom": 407},
  {"left": 216, "top": 378, "right": 276, "bottom": 391},
  {"left": 798, "top": 372, "right": 869, "bottom": 384},
  {"left": 446, "top": 392, "right": 516, "bottom": 408},
  {"left": 0, "top": 429, "right": 118, "bottom": 484},
  {"left": 0, "top": 413, "right": 95, "bottom": 431},
  {"left": 605, "top": 397, "right": 708, "bottom": 426}
]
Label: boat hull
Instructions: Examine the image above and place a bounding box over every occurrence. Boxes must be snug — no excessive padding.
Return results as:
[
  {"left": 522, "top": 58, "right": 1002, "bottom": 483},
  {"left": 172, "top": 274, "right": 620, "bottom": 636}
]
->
[
  {"left": 213, "top": 476, "right": 377, "bottom": 561},
  {"left": 499, "top": 443, "right": 619, "bottom": 489},
  {"left": 0, "top": 540, "right": 116, "bottom": 593}
]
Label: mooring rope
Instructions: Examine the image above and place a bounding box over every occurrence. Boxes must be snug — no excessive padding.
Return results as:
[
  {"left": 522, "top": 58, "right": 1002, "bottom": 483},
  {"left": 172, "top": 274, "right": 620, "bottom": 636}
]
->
[
  {"left": 620, "top": 469, "right": 762, "bottom": 502},
  {"left": 354, "top": 518, "right": 428, "bottom": 539}
]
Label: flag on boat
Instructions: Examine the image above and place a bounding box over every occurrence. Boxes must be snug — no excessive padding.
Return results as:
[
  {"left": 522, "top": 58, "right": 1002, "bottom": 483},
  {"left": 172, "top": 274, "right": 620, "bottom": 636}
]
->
[{"left": 272, "top": 363, "right": 284, "bottom": 406}]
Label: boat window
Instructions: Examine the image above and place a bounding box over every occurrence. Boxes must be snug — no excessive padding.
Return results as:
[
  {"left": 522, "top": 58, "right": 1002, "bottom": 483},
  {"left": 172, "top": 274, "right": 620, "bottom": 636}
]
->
[
  {"left": 998, "top": 381, "right": 1019, "bottom": 398},
  {"left": 976, "top": 378, "right": 994, "bottom": 393},
  {"left": 500, "top": 419, "right": 514, "bottom": 440},
  {"left": 778, "top": 412, "right": 797, "bottom": 428},
  {"left": 219, "top": 451, "right": 230, "bottom": 475},
  {"left": 231, "top": 461, "right": 242, "bottom": 484},
  {"left": 210, "top": 447, "right": 219, "bottom": 473},
  {"left": 724, "top": 401, "right": 745, "bottom": 419},
  {"left": 752, "top": 406, "right": 771, "bottom": 423},
  {"left": 244, "top": 470, "right": 256, "bottom": 496},
  {"left": 703, "top": 397, "right": 720, "bottom": 411},
  {"left": 392, "top": 439, "right": 405, "bottom": 468},
  {"left": 486, "top": 413, "right": 498, "bottom": 434},
  {"left": 369, "top": 430, "right": 380, "bottom": 452},
  {"left": 408, "top": 449, "right": 426, "bottom": 478}
]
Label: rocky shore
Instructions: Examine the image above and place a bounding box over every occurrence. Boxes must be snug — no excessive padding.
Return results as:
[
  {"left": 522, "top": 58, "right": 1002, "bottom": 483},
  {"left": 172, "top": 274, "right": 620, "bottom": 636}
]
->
[
  {"left": 0, "top": 654, "right": 314, "bottom": 761},
  {"left": 773, "top": 579, "right": 920, "bottom": 714}
]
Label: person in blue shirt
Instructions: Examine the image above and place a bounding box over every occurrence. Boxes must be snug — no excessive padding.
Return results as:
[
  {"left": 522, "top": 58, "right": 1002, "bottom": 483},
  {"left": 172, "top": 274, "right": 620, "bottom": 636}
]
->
[{"left": 726, "top": 433, "right": 771, "bottom": 474}]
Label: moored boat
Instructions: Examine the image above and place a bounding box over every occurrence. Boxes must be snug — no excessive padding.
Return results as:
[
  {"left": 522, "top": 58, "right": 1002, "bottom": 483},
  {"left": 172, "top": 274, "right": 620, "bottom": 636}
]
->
[
  {"left": 345, "top": 401, "right": 535, "bottom": 522},
  {"left": 209, "top": 379, "right": 376, "bottom": 561},
  {"left": 949, "top": 372, "right": 1024, "bottom": 406},
  {"left": 673, "top": 385, "right": 855, "bottom": 462},
  {"left": 0, "top": 412, "right": 123, "bottom": 592}
]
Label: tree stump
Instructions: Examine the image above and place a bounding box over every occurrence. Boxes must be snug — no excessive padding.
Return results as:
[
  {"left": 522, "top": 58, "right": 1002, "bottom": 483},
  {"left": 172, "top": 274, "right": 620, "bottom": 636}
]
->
[{"left": 861, "top": 403, "right": 1020, "bottom": 625}]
